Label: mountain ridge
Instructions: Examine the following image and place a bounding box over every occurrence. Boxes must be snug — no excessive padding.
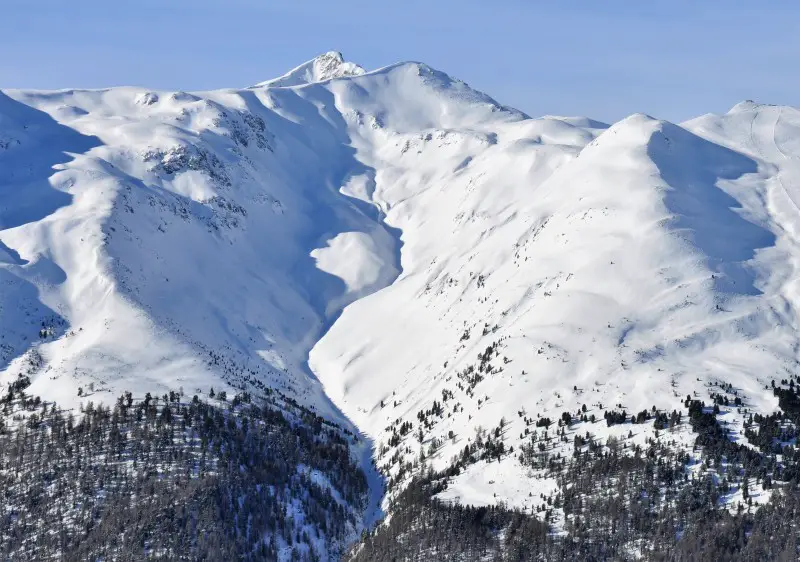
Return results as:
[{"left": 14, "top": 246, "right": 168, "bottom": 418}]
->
[{"left": 3, "top": 52, "right": 800, "bottom": 559}]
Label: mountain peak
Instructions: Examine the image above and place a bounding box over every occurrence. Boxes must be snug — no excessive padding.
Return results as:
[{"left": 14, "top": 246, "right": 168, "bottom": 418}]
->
[
  {"left": 727, "top": 99, "right": 769, "bottom": 113},
  {"left": 255, "top": 51, "right": 366, "bottom": 88}
]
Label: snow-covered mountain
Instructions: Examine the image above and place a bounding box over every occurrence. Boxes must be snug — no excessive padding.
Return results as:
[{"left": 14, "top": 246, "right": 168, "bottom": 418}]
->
[
  {"left": 3, "top": 52, "right": 800, "bottom": 553},
  {"left": 314, "top": 102, "right": 800, "bottom": 511}
]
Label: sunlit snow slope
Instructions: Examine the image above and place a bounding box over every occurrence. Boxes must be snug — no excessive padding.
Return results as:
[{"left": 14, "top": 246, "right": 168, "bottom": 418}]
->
[
  {"left": 310, "top": 100, "right": 800, "bottom": 509},
  {"left": 2, "top": 53, "right": 800, "bottom": 515}
]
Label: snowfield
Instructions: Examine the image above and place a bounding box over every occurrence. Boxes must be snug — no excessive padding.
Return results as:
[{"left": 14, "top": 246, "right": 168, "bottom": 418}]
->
[{"left": 2, "top": 52, "right": 800, "bottom": 529}]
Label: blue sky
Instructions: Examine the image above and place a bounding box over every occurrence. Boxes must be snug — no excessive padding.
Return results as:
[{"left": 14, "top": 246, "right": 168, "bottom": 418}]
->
[{"left": 2, "top": 1, "right": 799, "bottom": 123}]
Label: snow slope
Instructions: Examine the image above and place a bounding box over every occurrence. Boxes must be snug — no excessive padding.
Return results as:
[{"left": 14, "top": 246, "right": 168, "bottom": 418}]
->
[
  {"left": 310, "top": 101, "right": 800, "bottom": 510},
  {"left": 2, "top": 53, "right": 800, "bottom": 526}
]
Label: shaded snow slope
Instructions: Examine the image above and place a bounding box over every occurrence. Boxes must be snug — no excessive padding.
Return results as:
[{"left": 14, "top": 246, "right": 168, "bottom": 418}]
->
[{"left": 3, "top": 53, "right": 800, "bottom": 526}]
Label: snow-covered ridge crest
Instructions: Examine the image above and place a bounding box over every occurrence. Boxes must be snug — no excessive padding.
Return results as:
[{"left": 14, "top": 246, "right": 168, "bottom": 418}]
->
[{"left": 255, "top": 51, "right": 365, "bottom": 87}]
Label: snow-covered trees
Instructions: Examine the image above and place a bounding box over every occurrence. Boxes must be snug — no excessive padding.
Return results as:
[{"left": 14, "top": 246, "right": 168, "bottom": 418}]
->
[{"left": 0, "top": 386, "right": 368, "bottom": 561}]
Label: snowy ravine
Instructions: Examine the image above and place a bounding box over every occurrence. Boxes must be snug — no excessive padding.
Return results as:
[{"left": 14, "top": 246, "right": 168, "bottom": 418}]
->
[{"left": 4, "top": 51, "right": 800, "bottom": 552}]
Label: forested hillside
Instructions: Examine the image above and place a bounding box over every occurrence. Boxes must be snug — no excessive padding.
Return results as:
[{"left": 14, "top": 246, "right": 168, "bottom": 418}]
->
[{"left": 0, "top": 377, "right": 367, "bottom": 561}]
